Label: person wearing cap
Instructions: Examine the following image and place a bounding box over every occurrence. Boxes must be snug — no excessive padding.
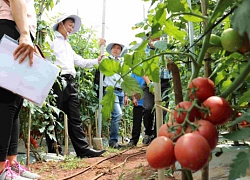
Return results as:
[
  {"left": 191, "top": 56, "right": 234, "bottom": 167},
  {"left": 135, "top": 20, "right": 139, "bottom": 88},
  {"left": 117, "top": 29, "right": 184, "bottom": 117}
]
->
[
  {"left": 46, "top": 14, "right": 106, "bottom": 158},
  {"left": 0, "top": 0, "right": 41, "bottom": 179},
  {"left": 103, "top": 42, "right": 129, "bottom": 149}
]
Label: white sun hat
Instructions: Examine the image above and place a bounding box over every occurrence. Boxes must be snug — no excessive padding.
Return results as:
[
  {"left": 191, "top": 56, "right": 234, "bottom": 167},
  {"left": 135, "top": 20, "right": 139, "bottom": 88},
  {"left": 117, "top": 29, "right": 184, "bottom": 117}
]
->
[
  {"left": 52, "top": 14, "right": 81, "bottom": 34},
  {"left": 106, "top": 42, "right": 128, "bottom": 57}
]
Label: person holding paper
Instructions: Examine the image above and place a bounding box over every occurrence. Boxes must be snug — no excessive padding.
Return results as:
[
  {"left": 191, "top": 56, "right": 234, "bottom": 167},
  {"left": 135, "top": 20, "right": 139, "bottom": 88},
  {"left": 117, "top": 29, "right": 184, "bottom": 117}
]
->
[
  {"left": 46, "top": 14, "right": 106, "bottom": 158},
  {"left": 0, "top": 0, "right": 41, "bottom": 179}
]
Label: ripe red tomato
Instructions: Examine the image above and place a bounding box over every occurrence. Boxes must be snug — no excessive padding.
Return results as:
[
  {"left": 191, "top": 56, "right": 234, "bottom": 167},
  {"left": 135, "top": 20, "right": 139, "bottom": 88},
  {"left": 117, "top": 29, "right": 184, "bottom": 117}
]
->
[
  {"left": 174, "top": 133, "right": 211, "bottom": 171},
  {"left": 174, "top": 101, "right": 200, "bottom": 124},
  {"left": 186, "top": 120, "right": 218, "bottom": 150},
  {"left": 158, "top": 121, "right": 182, "bottom": 142},
  {"left": 201, "top": 96, "right": 233, "bottom": 126},
  {"left": 188, "top": 77, "right": 215, "bottom": 102},
  {"left": 146, "top": 136, "right": 176, "bottom": 169}
]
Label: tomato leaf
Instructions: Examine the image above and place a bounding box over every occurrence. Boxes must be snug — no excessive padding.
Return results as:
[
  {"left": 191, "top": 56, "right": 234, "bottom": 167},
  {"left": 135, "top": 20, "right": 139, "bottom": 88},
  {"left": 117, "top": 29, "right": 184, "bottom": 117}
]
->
[
  {"left": 121, "top": 76, "right": 143, "bottom": 97},
  {"left": 166, "top": 0, "right": 185, "bottom": 12},
  {"left": 163, "top": 21, "right": 187, "bottom": 43},
  {"left": 154, "top": 40, "right": 168, "bottom": 51},
  {"left": 239, "top": 89, "right": 250, "bottom": 105},
  {"left": 232, "top": 0, "right": 250, "bottom": 39},
  {"left": 101, "top": 86, "right": 115, "bottom": 121},
  {"left": 209, "top": 0, "right": 233, "bottom": 25},
  {"left": 228, "top": 149, "right": 250, "bottom": 180},
  {"left": 99, "top": 58, "right": 121, "bottom": 76},
  {"left": 222, "top": 128, "right": 250, "bottom": 141}
]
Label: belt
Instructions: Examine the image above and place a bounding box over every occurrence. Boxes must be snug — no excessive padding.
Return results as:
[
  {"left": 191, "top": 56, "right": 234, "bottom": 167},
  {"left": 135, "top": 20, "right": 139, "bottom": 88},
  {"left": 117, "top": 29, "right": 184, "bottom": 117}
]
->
[
  {"left": 114, "top": 87, "right": 122, "bottom": 91},
  {"left": 104, "top": 86, "right": 122, "bottom": 91}
]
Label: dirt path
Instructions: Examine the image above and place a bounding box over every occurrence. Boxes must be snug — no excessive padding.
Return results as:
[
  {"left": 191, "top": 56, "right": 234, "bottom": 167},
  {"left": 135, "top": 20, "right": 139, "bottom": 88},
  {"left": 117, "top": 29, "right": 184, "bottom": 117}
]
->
[{"left": 27, "top": 143, "right": 250, "bottom": 180}]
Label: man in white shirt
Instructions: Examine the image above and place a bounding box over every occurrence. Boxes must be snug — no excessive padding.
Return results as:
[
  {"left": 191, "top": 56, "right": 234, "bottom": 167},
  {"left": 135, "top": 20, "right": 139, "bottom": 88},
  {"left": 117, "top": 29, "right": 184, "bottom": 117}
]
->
[
  {"left": 47, "top": 14, "right": 106, "bottom": 158},
  {"left": 103, "top": 42, "right": 128, "bottom": 149}
]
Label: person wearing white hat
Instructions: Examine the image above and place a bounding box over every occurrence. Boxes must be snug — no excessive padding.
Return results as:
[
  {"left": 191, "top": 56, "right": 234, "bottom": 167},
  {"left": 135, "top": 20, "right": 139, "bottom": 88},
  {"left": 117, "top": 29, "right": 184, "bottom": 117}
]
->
[
  {"left": 102, "top": 42, "right": 128, "bottom": 149},
  {"left": 46, "top": 14, "right": 106, "bottom": 158}
]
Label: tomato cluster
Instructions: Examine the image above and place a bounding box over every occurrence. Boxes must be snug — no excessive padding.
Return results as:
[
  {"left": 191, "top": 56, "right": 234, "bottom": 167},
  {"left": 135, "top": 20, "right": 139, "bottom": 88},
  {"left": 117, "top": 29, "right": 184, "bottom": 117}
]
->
[{"left": 146, "top": 77, "right": 233, "bottom": 172}]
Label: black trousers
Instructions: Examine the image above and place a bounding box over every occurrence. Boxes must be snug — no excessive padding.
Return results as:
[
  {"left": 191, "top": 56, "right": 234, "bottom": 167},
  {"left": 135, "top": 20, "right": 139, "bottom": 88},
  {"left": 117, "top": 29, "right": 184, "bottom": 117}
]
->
[
  {"left": 0, "top": 20, "right": 23, "bottom": 161},
  {"left": 130, "top": 106, "right": 144, "bottom": 144},
  {"left": 142, "top": 79, "right": 171, "bottom": 137},
  {"left": 46, "top": 75, "right": 90, "bottom": 156}
]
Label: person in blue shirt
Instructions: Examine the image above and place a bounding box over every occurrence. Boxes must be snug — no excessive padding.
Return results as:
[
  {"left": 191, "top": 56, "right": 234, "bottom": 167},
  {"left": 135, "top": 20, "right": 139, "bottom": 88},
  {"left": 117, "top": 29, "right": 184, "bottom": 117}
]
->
[
  {"left": 127, "top": 73, "right": 153, "bottom": 146},
  {"left": 142, "top": 35, "right": 172, "bottom": 145}
]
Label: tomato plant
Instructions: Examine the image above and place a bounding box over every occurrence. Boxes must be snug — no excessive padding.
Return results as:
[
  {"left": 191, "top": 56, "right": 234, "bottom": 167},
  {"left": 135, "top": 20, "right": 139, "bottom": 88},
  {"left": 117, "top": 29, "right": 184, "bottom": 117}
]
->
[
  {"left": 188, "top": 77, "right": 215, "bottom": 102},
  {"left": 186, "top": 120, "right": 218, "bottom": 150},
  {"left": 146, "top": 136, "right": 176, "bottom": 169},
  {"left": 201, "top": 96, "right": 233, "bottom": 126},
  {"left": 174, "top": 101, "right": 200, "bottom": 124},
  {"left": 174, "top": 133, "right": 211, "bottom": 172}
]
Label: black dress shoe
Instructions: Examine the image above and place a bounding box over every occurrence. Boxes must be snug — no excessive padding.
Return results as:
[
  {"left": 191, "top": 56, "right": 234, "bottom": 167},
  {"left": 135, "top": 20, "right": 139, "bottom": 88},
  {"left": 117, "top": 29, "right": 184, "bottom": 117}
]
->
[{"left": 78, "top": 148, "right": 106, "bottom": 158}]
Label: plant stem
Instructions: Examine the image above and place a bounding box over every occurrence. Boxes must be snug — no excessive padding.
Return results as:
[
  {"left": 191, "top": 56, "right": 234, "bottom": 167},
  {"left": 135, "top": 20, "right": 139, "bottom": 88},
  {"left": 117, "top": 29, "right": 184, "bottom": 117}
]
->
[{"left": 220, "top": 58, "right": 250, "bottom": 98}]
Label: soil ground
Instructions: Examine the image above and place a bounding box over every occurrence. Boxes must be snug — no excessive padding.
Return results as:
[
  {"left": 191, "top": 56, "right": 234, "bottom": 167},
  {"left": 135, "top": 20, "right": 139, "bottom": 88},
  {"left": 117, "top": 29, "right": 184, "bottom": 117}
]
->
[{"left": 20, "top": 138, "right": 250, "bottom": 180}]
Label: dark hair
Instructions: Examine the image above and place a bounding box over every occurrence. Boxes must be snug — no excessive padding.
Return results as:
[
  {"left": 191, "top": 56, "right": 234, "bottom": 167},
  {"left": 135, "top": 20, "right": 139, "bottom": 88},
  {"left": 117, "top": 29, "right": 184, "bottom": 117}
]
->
[
  {"left": 62, "top": 17, "right": 75, "bottom": 24},
  {"left": 56, "top": 18, "right": 75, "bottom": 30}
]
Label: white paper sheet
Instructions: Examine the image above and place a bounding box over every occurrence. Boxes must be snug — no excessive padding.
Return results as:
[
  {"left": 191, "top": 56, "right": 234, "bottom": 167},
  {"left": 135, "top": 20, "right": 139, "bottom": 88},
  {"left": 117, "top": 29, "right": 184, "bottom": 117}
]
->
[{"left": 0, "top": 35, "right": 60, "bottom": 106}]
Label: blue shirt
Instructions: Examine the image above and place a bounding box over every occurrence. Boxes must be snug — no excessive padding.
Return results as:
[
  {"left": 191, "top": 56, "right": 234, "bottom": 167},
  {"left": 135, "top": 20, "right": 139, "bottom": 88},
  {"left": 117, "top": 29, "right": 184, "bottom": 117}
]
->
[{"left": 131, "top": 73, "right": 144, "bottom": 106}]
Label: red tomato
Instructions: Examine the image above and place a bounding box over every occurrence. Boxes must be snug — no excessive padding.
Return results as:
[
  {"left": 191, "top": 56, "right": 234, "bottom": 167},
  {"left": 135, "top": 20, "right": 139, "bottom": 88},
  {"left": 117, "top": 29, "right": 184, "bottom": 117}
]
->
[
  {"left": 174, "top": 133, "right": 211, "bottom": 171},
  {"left": 186, "top": 120, "right": 218, "bottom": 150},
  {"left": 146, "top": 136, "right": 176, "bottom": 169},
  {"left": 188, "top": 77, "right": 215, "bottom": 102},
  {"left": 201, "top": 96, "right": 233, "bottom": 126},
  {"left": 158, "top": 121, "right": 182, "bottom": 142},
  {"left": 174, "top": 101, "right": 200, "bottom": 124}
]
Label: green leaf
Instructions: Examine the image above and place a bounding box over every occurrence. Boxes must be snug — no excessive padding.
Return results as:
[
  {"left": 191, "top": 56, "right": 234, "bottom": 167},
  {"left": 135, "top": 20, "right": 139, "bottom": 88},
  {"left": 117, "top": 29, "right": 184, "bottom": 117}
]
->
[
  {"left": 232, "top": 0, "right": 250, "bottom": 38},
  {"left": 121, "top": 64, "right": 130, "bottom": 76},
  {"left": 183, "top": 14, "right": 203, "bottom": 22},
  {"left": 209, "top": 0, "right": 233, "bottom": 25},
  {"left": 229, "top": 108, "right": 250, "bottom": 126},
  {"left": 166, "top": 0, "right": 185, "bottom": 12},
  {"left": 99, "top": 58, "right": 121, "bottom": 76},
  {"left": 221, "top": 78, "right": 232, "bottom": 93},
  {"left": 101, "top": 86, "right": 116, "bottom": 121},
  {"left": 239, "top": 89, "right": 250, "bottom": 105},
  {"left": 130, "top": 40, "right": 148, "bottom": 51},
  {"left": 163, "top": 21, "right": 187, "bottom": 43},
  {"left": 121, "top": 76, "right": 143, "bottom": 97},
  {"left": 228, "top": 149, "right": 250, "bottom": 180},
  {"left": 132, "top": 66, "right": 144, "bottom": 76},
  {"left": 214, "top": 71, "right": 225, "bottom": 86},
  {"left": 154, "top": 4, "right": 166, "bottom": 25},
  {"left": 47, "top": 125, "right": 54, "bottom": 131},
  {"left": 143, "top": 57, "right": 160, "bottom": 83},
  {"left": 154, "top": 40, "right": 168, "bottom": 51},
  {"left": 222, "top": 128, "right": 250, "bottom": 141}
]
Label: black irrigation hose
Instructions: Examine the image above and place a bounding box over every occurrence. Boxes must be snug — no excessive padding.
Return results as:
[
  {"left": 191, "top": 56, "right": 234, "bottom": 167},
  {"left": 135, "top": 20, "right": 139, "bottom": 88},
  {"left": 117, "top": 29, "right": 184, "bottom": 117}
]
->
[{"left": 60, "top": 147, "right": 146, "bottom": 180}]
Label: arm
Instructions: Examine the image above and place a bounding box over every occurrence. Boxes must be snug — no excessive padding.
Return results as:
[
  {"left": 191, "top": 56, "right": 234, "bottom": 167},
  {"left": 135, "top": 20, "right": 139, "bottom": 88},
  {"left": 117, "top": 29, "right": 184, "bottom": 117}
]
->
[
  {"left": 143, "top": 75, "right": 151, "bottom": 85},
  {"left": 132, "top": 95, "right": 138, "bottom": 106},
  {"left": 10, "top": 0, "right": 34, "bottom": 65}
]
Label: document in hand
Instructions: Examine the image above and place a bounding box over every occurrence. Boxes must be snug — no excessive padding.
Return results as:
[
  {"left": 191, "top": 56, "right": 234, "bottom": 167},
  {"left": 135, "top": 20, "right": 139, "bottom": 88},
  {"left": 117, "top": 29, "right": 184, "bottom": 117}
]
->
[{"left": 0, "top": 34, "right": 60, "bottom": 106}]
